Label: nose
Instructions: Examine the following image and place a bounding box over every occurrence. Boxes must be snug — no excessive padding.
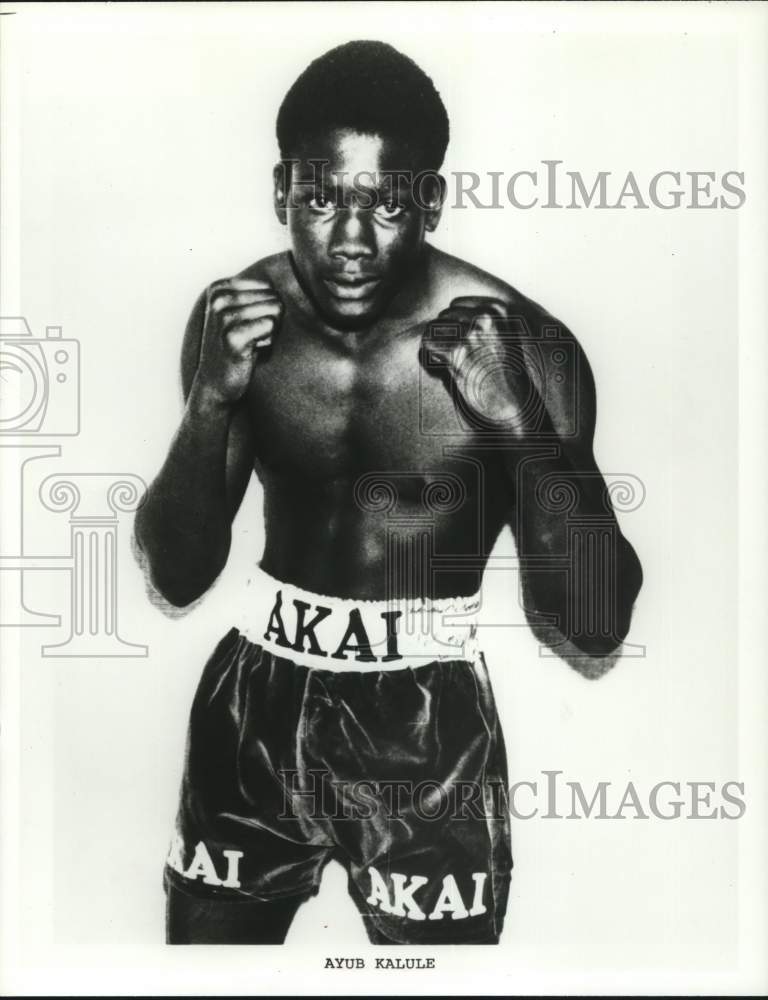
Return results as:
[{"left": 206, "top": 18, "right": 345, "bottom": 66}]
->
[{"left": 329, "top": 207, "right": 375, "bottom": 263}]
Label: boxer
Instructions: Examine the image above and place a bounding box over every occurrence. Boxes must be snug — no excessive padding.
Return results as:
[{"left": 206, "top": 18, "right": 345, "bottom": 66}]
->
[{"left": 134, "top": 40, "right": 642, "bottom": 944}]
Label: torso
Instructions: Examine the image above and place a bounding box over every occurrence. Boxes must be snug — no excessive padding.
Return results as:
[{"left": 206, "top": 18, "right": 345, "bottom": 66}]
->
[{"left": 239, "top": 246, "right": 565, "bottom": 599}]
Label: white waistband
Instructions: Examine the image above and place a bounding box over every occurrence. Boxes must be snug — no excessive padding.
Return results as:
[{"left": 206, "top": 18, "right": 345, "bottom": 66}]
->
[{"left": 236, "top": 566, "right": 481, "bottom": 672}]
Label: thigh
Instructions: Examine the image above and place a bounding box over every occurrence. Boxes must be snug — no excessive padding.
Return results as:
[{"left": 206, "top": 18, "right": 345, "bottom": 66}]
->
[
  {"left": 338, "top": 656, "right": 513, "bottom": 944},
  {"left": 166, "top": 877, "right": 308, "bottom": 945},
  {"left": 167, "top": 632, "right": 336, "bottom": 910},
  {"left": 346, "top": 803, "right": 512, "bottom": 945}
]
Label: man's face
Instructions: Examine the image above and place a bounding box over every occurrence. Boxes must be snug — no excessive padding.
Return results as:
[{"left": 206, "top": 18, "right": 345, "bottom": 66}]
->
[{"left": 276, "top": 129, "right": 441, "bottom": 329}]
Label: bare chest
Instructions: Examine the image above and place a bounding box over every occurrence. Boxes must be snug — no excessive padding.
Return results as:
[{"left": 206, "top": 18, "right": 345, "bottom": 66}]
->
[{"left": 246, "top": 318, "right": 475, "bottom": 483}]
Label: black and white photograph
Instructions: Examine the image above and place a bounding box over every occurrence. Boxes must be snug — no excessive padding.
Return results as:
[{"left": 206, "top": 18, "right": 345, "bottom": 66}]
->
[{"left": 1, "top": 1, "right": 766, "bottom": 995}]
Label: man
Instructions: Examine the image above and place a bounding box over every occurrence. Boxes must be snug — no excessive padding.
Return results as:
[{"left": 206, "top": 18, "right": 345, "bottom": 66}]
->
[{"left": 134, "top": 40, "right": 642, "bottom": 945}]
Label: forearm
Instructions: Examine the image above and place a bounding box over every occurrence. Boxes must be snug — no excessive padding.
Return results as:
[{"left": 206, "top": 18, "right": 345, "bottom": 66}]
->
[
  {"left": 134, "top": 383, "right": 234, "bottom": 606},
  {"left": 509, "top": 444, "right": 643, "bottom": 657}
]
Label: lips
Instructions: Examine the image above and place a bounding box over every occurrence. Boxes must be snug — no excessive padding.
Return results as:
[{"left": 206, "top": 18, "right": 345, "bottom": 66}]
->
[{"left": 322, "top": 276, "right": 380, "bottom": 301}]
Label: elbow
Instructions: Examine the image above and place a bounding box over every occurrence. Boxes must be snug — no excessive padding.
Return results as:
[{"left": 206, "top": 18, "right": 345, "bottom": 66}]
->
[
  {"left": 525, "top": 611, "right": 623, "bottom": 679},
  {"left": 563, "top": 589, "right": 641, "bottom": 663},
  {"left": 131, "top": 525, "right": 227, "bottom": 610},
  {"left": 149, "top": 573, "right": 207, "bottom": 610},
  {"left": 523, "top": 561, "right": 643, "bottom": 674},
  {"left": 148, "top": 553, "right": 227, "bottom": 609},
  {"left": 568, "top": 633, "right": 625, "bottom": 660}
]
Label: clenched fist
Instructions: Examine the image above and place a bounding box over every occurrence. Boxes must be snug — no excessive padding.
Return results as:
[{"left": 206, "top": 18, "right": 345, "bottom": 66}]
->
[
  {"left": 194, "top": 278, "right": 283, "bottom": 405},
  {"left": 420, "top": 296, "right": 537, "bottom": 435}
]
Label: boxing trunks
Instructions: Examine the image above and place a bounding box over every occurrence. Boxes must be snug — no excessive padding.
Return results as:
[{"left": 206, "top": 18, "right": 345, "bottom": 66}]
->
[{"left": 164, "top": 567, "right": 512, "bottom": 944}]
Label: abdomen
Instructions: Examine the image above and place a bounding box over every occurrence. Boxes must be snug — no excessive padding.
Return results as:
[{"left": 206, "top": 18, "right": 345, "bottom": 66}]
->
[{"left": 259, "top": 464, "right": 508, "bottom": 600}]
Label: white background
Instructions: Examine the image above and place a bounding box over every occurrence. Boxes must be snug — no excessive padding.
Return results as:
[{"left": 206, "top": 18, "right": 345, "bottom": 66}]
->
[{"left": 1, "top": 1, "right": 767, "bottom": 995}]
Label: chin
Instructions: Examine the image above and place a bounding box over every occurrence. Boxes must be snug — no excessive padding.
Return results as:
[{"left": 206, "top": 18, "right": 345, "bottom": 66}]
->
[{"left": 321, "top": 299, "right": 381, "bottom": 330}]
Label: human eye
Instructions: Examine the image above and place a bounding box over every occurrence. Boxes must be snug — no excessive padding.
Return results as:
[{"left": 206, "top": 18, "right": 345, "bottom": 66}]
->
[
  {"left": 308, "top": 190, "right": 337, "bottom": 213},
  {"left": 373, "top": 200, "right": 405, "bottom": 220}
]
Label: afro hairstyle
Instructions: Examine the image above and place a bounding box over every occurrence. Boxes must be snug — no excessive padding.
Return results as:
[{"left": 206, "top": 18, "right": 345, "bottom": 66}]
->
[{"left": 276, "top": 40, "right": 450, "bottom": 172}]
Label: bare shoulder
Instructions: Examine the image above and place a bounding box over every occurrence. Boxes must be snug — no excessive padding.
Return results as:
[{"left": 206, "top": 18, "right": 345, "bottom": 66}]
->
[
  {"left": 429, "top": 247, "right": 597, "bottom": 448},
  {"left": 430, "top": 247, "right": 555, "bottom": 325},
  {"left": 430, "top": 246, "right": 591, "bottom": 362},
  {"left": 237, "top": 251, "right": 292, "bottom": 289}
]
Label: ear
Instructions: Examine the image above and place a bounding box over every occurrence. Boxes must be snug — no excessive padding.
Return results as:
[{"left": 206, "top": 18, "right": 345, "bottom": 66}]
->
[
  {"left": 273, "top": 162, "right": 288, "bottom": 225},
  {"left": 423, "top": 173, "right": 447, "bottom": 233}
]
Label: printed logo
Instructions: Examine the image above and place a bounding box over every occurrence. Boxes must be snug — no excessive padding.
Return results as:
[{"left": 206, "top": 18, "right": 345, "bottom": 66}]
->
[
  {"left": 366, "top": 865, "right": 488, "bottom": 921},
  {"left": 166, "top": 834, "right": 243, "bottom": 889},
  {"left": 264, "top": 590, "right": 403, "bottom": 663}
]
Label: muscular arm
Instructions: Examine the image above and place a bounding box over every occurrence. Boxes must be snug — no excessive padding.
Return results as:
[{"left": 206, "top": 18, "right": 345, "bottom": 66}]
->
[
  {"left": 133, "top": 294, "right": 255, "bottom": 608},
  {"left": 510, "top": 322, "right": 643, "bottom": 674},
  {"left": 424, "top": 290, "right": 642, "bottom": 676}
]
